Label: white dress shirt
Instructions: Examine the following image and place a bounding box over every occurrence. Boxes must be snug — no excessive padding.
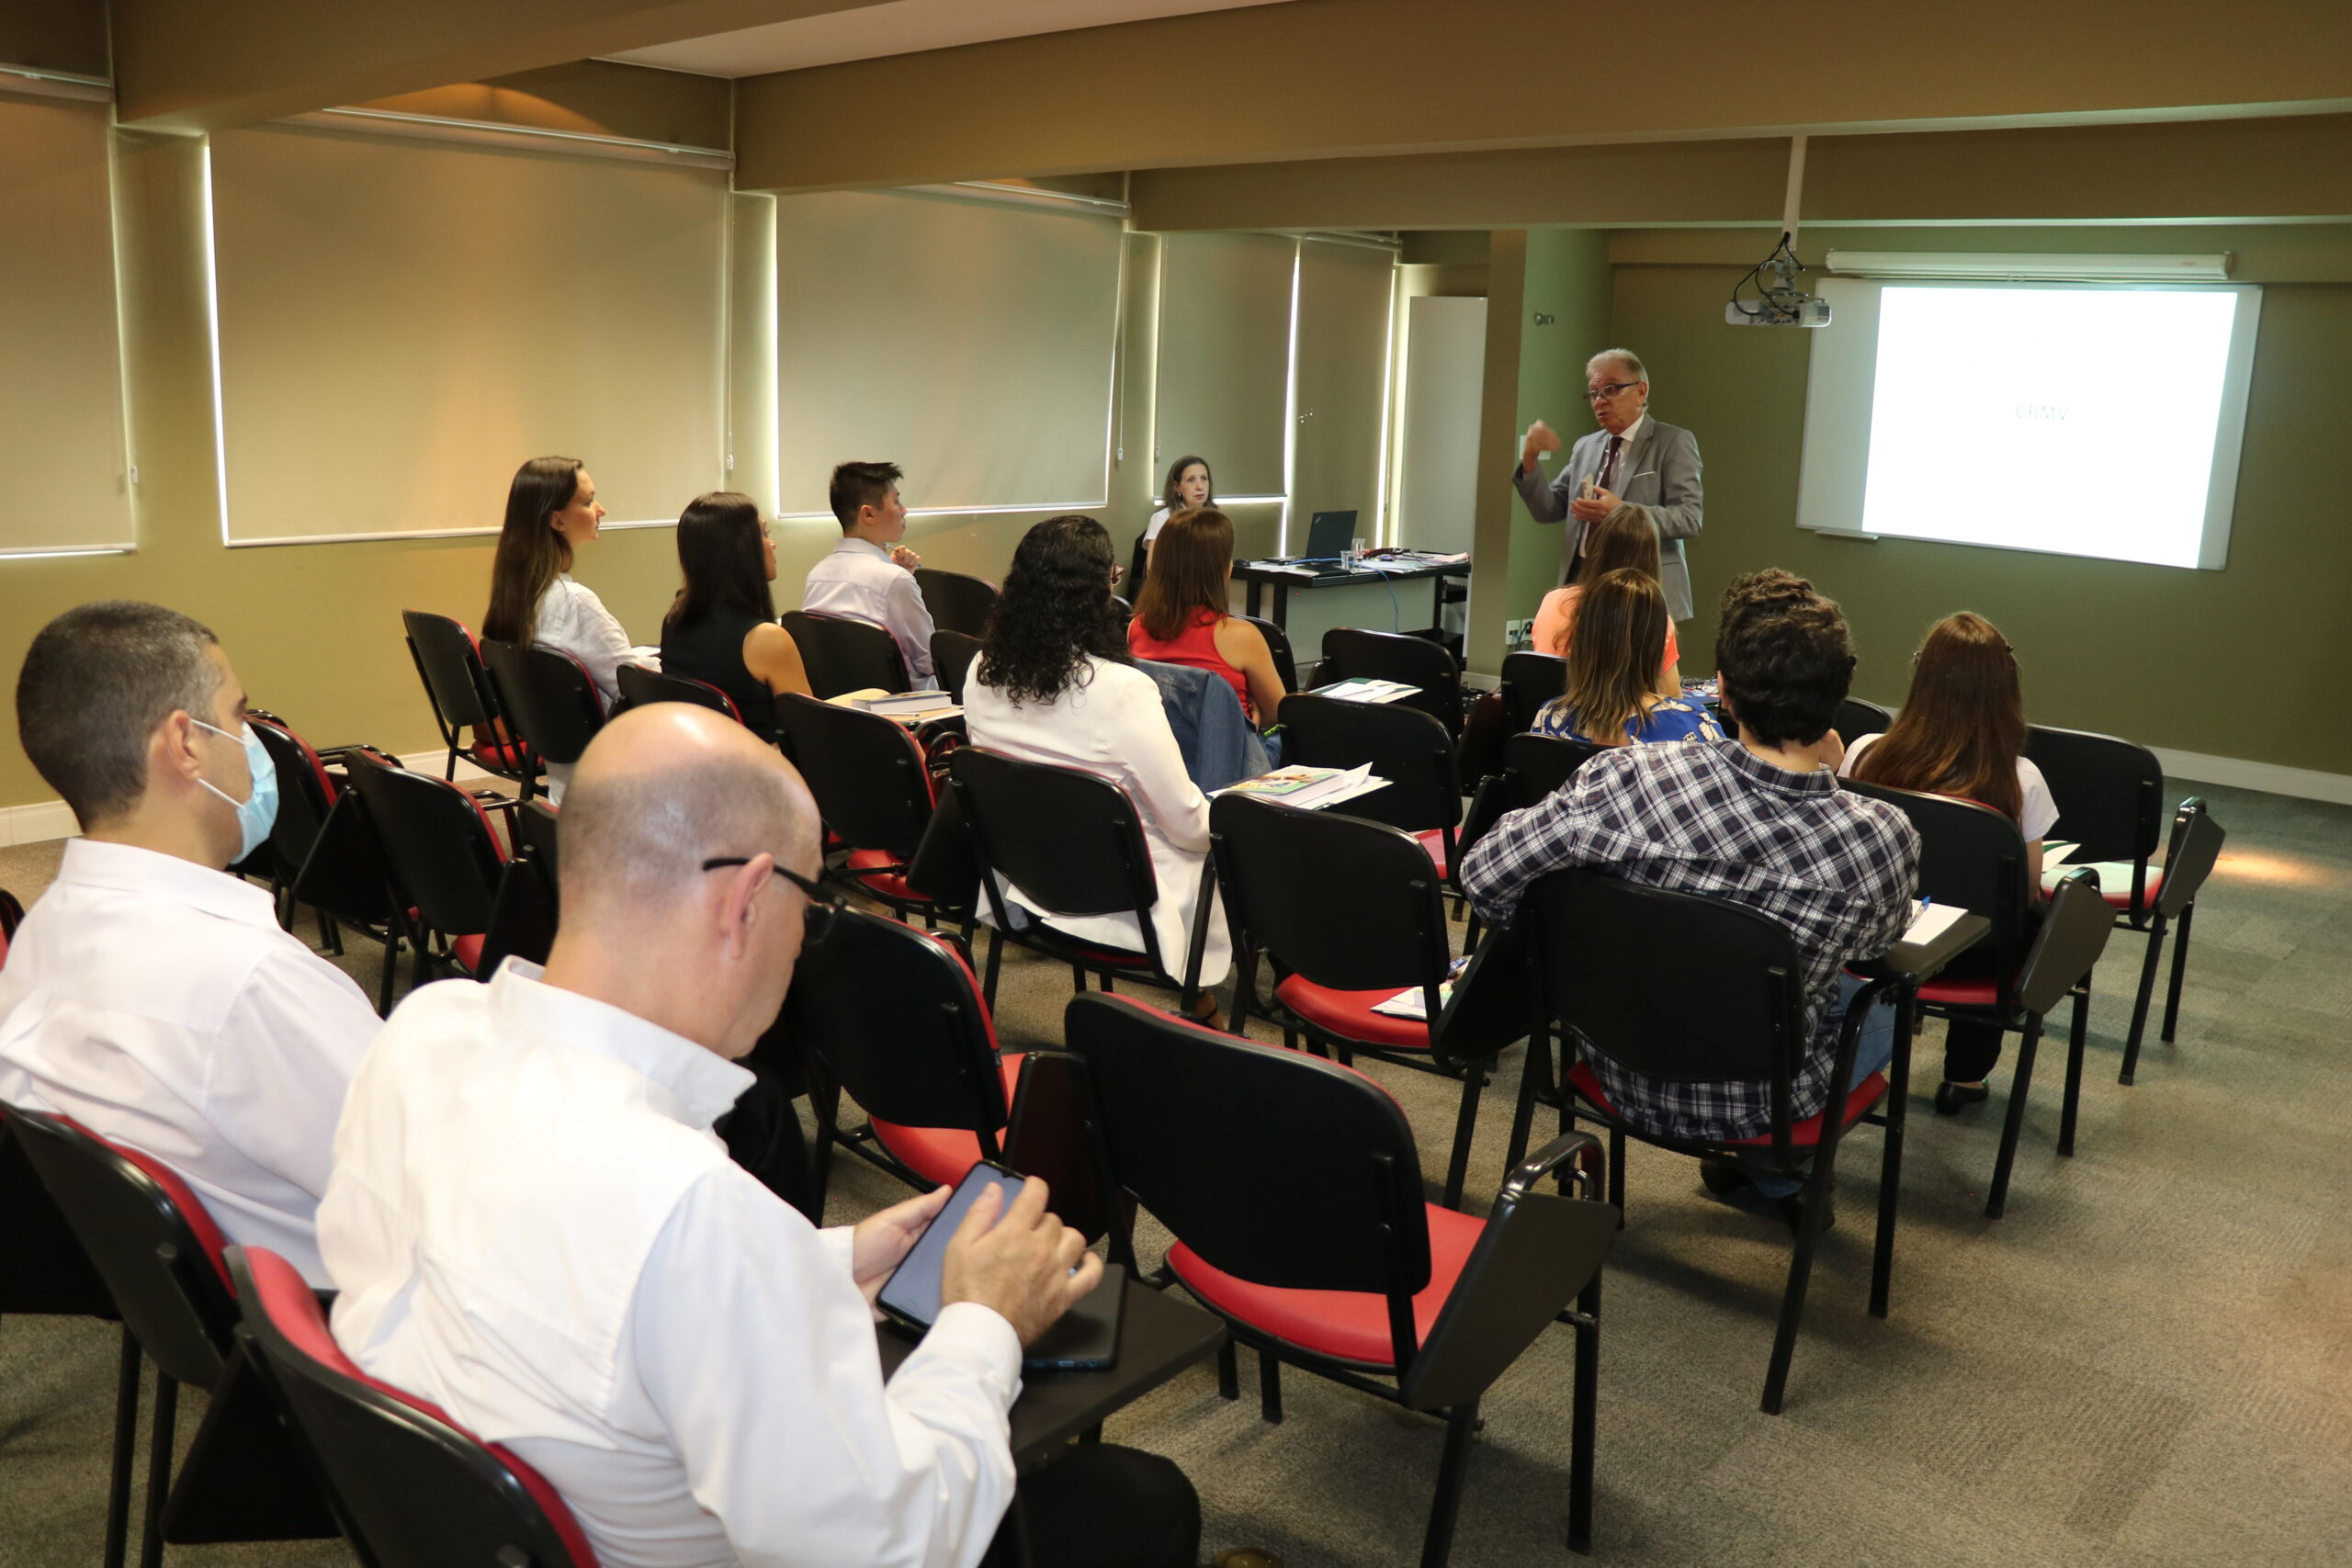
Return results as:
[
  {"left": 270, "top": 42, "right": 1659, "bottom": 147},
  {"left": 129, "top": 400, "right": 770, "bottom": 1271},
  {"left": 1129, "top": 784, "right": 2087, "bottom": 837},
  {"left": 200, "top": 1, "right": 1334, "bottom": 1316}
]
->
[
  {"left": 321, "top": 962, "right": 1023, "bottom": 1568},
  {"left": 0, "top": 838, "right": 378, "bottom": 1284},
  {"left": 803, "top": 537, "right": 937, "bottom": 683},
  {"left": 962, "top": 656, "right": 1233, "bottom": 986}
]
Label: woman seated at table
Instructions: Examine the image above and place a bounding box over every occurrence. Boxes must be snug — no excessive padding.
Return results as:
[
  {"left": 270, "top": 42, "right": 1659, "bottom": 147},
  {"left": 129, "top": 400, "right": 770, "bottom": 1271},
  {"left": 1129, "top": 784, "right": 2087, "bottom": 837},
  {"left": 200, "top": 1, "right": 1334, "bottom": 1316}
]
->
[
  {"left": 658, "top": 491, "right": 809, "bottom": 742},
  {"left": 1530, "top": 502, "right": 1683, "bottom": 693},
  {"left": 1127, "top": 506, "right": 1286, "bottom": 728},
  {"left": 965, "top": 514, "right": 1230, "bottom": 1019},
  {"left": 1843, "top": 611, "right": 2058, "bottom": 1114},
  {"left": 1532, "top": 570, "right": 1722, "bottom": 748}
]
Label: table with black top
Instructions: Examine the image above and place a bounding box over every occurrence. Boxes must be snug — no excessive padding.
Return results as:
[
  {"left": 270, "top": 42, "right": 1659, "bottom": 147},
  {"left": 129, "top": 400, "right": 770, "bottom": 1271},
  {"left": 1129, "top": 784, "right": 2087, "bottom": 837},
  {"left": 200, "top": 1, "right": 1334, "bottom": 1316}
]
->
[
  {"left": 1231, "top": 555, "right": 1470, "bottom": 634},
  {"left": 875, "top": 1278, "right": 1226, "bottom": 1469}
]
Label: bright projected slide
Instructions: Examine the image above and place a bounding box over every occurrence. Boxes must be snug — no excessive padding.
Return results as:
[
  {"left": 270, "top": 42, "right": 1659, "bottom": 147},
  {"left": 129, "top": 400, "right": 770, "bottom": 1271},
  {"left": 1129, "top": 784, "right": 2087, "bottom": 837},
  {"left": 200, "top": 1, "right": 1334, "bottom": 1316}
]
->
[{"left": 1797, "top": 279, "right": 2262, "bottom": 569}]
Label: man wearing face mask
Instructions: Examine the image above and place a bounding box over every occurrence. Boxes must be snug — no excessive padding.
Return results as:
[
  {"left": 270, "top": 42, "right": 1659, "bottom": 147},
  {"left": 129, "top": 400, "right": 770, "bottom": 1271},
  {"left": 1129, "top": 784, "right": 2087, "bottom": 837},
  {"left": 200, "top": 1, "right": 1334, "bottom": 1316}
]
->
[{"left": 0, "top": 601, "right": 379, "bottom": 1285}]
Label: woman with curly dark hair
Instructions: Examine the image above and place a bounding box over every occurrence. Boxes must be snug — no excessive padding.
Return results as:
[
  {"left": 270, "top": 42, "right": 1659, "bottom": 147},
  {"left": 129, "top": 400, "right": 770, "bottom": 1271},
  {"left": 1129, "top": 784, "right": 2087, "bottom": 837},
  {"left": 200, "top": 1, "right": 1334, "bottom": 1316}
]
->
[{"left": 966, "top": 515, "right": 1230, "bottom": 1012}]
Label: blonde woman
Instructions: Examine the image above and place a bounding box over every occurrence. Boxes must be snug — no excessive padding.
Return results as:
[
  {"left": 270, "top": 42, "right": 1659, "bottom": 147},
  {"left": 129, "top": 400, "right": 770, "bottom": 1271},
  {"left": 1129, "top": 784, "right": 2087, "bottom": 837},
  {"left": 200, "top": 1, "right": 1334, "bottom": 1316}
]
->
[{"left": 1532, "top": 570, "right": 1721, "bottom": 747}]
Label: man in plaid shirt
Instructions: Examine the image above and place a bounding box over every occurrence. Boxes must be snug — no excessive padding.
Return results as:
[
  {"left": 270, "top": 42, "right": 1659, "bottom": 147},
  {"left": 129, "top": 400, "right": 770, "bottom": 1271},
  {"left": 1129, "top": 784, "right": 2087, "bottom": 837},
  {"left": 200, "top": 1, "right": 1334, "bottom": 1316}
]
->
[{"left": 1464, "top": 571, "right": 1918, "bottom": 1200}]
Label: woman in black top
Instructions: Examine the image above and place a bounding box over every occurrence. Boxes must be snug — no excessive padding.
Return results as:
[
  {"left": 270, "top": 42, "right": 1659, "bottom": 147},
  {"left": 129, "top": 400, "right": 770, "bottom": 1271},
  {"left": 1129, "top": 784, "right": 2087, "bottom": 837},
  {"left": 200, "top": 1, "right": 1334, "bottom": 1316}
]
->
[{"left": 659, "top": 492, "right": 809, "bottom": 741}]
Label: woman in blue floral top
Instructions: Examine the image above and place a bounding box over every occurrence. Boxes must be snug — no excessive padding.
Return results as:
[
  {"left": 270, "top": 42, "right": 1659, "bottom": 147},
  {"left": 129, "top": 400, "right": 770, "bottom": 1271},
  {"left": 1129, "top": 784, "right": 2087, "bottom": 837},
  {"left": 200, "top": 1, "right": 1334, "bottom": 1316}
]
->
[{"left": 1532, "top": 569, "right": 1724, "bottom": 747}]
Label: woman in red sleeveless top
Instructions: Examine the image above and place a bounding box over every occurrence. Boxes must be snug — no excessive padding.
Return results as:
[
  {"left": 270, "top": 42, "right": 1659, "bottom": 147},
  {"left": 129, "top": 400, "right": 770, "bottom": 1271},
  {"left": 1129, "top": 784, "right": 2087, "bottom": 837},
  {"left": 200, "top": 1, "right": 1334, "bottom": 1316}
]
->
[{"left": 1127, "top": 506, "right": 1287, "bottom": 728}]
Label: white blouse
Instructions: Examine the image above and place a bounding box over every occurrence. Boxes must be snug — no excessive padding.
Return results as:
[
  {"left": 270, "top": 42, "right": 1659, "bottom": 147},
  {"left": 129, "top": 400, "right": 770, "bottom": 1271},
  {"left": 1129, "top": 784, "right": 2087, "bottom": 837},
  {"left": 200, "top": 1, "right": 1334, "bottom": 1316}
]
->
[{"left": 533, "top": 573, "right": 635, "bottom": 706}]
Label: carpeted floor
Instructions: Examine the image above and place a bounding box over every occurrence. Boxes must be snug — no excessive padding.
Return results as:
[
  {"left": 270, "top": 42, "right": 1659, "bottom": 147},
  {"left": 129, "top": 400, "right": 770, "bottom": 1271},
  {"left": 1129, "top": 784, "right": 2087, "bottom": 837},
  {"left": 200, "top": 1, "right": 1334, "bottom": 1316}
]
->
[{"left": 2, "top": 774, "right": 2347, "bottom": 1567}]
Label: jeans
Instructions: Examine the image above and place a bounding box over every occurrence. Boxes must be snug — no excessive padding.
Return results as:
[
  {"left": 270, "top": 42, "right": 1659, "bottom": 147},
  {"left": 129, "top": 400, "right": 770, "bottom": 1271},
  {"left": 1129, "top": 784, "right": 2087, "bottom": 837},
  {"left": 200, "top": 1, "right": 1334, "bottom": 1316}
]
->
[{"left": 1740, "top": 973, "right": 1897, "bottom": 1200}]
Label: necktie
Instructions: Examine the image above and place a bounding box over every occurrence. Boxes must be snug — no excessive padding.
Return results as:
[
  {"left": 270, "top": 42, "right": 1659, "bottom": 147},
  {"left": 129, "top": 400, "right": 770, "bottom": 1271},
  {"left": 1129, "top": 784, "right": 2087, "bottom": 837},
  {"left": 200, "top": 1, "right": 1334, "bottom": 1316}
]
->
[{"left": 1596, "top": 434, "right": 1624, "bottom": 495}]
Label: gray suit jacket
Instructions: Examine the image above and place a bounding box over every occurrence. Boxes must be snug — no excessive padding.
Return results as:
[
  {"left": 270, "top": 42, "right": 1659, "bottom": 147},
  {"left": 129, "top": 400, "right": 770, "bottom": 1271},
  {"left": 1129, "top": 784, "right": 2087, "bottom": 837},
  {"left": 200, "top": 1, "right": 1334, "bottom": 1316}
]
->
[{"left": 1512, "top": 417, "right": 1703, "bottom": 619}]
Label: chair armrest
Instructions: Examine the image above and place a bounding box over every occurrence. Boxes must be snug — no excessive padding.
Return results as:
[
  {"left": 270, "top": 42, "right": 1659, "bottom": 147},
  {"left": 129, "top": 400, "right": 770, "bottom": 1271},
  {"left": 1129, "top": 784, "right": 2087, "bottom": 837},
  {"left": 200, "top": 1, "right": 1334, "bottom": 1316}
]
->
[
  {"left": 1502, "top": 1128, "right": 1605, "bottom": 1204},
  {"left": 1850, "top": 911, "right": 1992, "bottom": 987}
]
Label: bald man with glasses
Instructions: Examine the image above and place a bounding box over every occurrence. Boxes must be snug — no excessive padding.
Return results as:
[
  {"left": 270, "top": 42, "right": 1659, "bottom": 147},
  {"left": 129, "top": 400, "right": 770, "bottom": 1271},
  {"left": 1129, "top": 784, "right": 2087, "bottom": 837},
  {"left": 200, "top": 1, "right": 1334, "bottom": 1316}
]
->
[{"left": 1514, "top": 347, "right": 1705, "bottom": 620}]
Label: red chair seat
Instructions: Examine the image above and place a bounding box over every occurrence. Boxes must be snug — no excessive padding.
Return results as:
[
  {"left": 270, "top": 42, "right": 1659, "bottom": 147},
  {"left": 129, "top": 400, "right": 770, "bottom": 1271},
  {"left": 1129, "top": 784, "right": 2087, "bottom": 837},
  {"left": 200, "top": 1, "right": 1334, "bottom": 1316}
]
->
[
  {"left": 470, "top": 740, "right": 532, "bottom": 772},
  {"left": 845, "top": 847, "right": 931, "bottom": 906},
  {"left": 1414, "top": 829, "right": 1451, "bottom": 879},
  {"left": 452, "top": 933, "right": 485, "bottom": 974},
  {"left": 1167, "top": 1201, "right": 1484, "bottom": 1368},
  {"left": 1564, "top": 1059, "right": 1887, "bottom": 1149},
  {"left": 869, "top": 1055, "right": 1026, "bottom": 1188},
  {"left": 1915, "top": 976, "right": 2002, "bottom": 1007},
  {"left": 2101, "top": 866, "right": 2160, "bottom": 910},
  {"left": 1273, "top": 975, "right": 1435, "bottom": 1052}
]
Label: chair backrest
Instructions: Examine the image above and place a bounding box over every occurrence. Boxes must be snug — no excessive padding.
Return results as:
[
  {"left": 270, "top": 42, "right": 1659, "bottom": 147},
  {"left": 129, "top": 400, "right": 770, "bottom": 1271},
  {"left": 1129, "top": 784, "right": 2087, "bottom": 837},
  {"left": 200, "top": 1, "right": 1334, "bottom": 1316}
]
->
[
  {"left": 1239, "top": 615, "right": 1297, "bottom": 694},
  {"left": 931, "top": 629, "right": 985, "bottom": 705},
  {"left": 781, "top": 611, "right": 910, "bottom": 699},
  {"left": 1279, "top": 692, "right": 1461, "bottom": 834},
  {"left": 0, "top": 886, "right": 20, "bottom": 961},
  {"left": 475, "top": 858, "right": 558, "bottom": 977},
  {"left": 2024, "top": 723, "right": 2165, "bottom": 867},
  {"left": 1210, "top": 793, "right": 1449, "bottom": 996},
  {"left": 2015, "top": 870, "right": 2116, "bottom": 1018},
  {"left": 1525, "top": 870, "right": 1806, "bottom": 1090},
  {"left": 912, "top": 569, "right": 1000, "bottom": 637},
  {"left": 1320, "top": 626, "right": 1462, "bottom": 735},
  {"left": 616, "top": 663, "right": 741, "bottom": 724},
  {"left": 401, "top": 609, "right": 493, "bottom": 734},
  {"left": 782, "top": 908, "right": 1008, "bottom": 1147},
  {"left": 1839, "top": 777, "right": 2034, "bottom": 979},
  {"left": 289, "top": 788, "right": 401, "bottom": 931},
  {"left": 248, "top": 715, "right": 341, "bottom": 878},
  {"left": 345, "top": 757, "right": 507, "bottom": 941},
  {"left": 773, "top": 694, "right": 936, "bottom": 854},
  {"left": 0, "top": 1110, "right": 117, "bottom": 1316},
  {"left": 2155, "top": 797, "right": 2224, "bottom": 919},
  {"left": 1499, "top": 651, "right": 1568, "bottom": 735},
  {"left": 1833, "top": 696, "right": 1894, "bottom": 743},
  {"left": 6, "top": 1107, "right": 235, "bottom": 1387},
  {"left": 479, "top": 640, "right": 606, "bottom": 767},
  {"left": 1064, "top": 993, "right": 1432, "bottom": 1304},
  {"left": 1503, "top": 731, "right": 1603, "bottom": 806},
  {"left": 949, "top": 748, "right": 1161, "bottom": 922},
  {"left": 228, "top": 1246, "right": 599, "bottom": 1568}
]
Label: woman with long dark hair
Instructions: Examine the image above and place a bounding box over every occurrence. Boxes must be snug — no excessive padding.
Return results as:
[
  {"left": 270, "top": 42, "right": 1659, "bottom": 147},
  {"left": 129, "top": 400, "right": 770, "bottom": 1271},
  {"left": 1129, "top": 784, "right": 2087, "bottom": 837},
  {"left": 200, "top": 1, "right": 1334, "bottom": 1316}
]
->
[
  {"left": 1531, "top": 570, "right": 1720, "bottom": 746},
  {"left": 967, "top": 515, "right": 1230, "bottom": 1015},
  {"left": 658, "top": 492, "right": 809, "bottom": 741},
  {"left": 1129, "top": 454, "right": 1215, "bottom": 592},
  {"left": 482, "top": 457, "right": 635, "bottom": 705},
  {"left": 1127, "top": 506, "right": 1284, "bottom": 727},
  {"left": 1844, "top": 612, "right": 2058, "bottom": 1112},
  {"left": 1528, "top": 502, "right": 1683, "bottom": 691}
]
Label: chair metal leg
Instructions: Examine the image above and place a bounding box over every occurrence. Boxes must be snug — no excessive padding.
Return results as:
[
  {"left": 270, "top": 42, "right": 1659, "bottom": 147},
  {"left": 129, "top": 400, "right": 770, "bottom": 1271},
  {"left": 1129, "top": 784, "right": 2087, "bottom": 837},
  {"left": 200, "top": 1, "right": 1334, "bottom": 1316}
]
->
[
  {"left": 2162, "top": 901, "right": 2195, "bottom": 1043},
  {"left": 1069, "top": 964, "right": 1087, "bottom": 994},
  {"left": 1257, "top": 1348, "right": 1283, "bottom": 1424},
  {"left": 105, "top": 1329, "right": 141, "bottom": 1568},
  {"left": 1566, "top": 1274, "right": 1601, "bottom": 1553},
  {"left": 1216, "top": 1341, "right": 1238, "bottom": 1401},
  {"left": 1097, "top": 972, "right": 1116, "bottom": 993},
  {"left": 1606, "top": 1128, "right": 1625, "bottom": 1217},
  {"left": 1870, "top": 992, "right": 1913, "bottom": 1320},
  {"left": 374, "top": 930, "right": 400, "bottom": 1015},
  {"left": 1504, "top": 1034, "right": 1545, "bottom": 1174},
  {"left": 2059, "top": 984, "right": 2089, "bottom": 1158},
  {"left": 982, "top": 930, "right": 1003, "bottom": 1012},
  {"left": 1760, "top": 1168, "right": 1832, "bottom": 1415},
  {"left": 1987, "top": 1017, "right": 2042, "bottom": 1219},
  {"left": 139, "top": 1371, "right": 178, "bottom": 1568},
  {"left": 2120, "top": 912, "right": 2166, "bottom": 1087},
  {"left": 1418, "top": 1401, "right": 1480, "bottom": 1568},
  {"left": 1441, "top": 1069, "right": 1482, "bottom": 1211}
]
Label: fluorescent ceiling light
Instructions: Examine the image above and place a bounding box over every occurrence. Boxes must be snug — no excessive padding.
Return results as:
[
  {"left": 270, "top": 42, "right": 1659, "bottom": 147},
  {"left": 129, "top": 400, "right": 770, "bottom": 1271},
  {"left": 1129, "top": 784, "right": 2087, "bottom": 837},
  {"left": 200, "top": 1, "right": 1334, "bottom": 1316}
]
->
[{"left": 1825, "top": 251, "right": 2233, "bottom": 283}]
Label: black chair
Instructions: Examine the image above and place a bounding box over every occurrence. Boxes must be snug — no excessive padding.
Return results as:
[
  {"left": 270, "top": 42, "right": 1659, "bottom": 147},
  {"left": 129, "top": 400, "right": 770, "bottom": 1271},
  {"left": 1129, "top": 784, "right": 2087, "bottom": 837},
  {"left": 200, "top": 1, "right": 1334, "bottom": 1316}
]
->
[
  {"left": 345, "top": 755, "right": 508, "bottom": 991},
  {"left": 1063, "top": 994, "right": 1617, "bottom": 1566},
  {"left": 1972, "top": 869, "right": 2116, "bottom": 1216},
  {"left": 1280, "top": 692, "right": 1464, "bottom": 886},
  {"left": 775, "top": 694, "right": 947, "bottom": 923},
  {"left": 1507, "top": 732, "right": 1604, "bottom": 807},
  {"left": 782, "top": 907, "right": 1017, "bottom": 1203},
  {"left": 1499, "top": 651, "right": 1568, "bottom": 735},
  {"left": 227, "top": 1245, "right": 597, "bottom": 1568},
  {"left": 1211, "top": 794, "right": 1533, "bottom": 1207},
  {"left": 1240, "top": 615, "right": 1297, "bottom": 695},
  {"left": 473, "top": 857, "right": 557, "bottom": 977},
  {"left": 949, "top": 747, "right": 1214, "bottom": 1013},
  {"left": 2024, "top": 724, "right": 2217, "bottom": 1083},
  {"left": 1518, "top": 870, "right": 1907, "bottom": 1415},
  {"left": 1320, "top": 626, "right": 1464, "bottom": 737},
  {"left": 401, "top": 610, "right": 537, "bottom": 791},
  {"left": 782, "top": 610, "right": 910, "bottom": 699},
  {"left": 477, "top": 640, "right": 605, "bottom": 800},
  {"left": 1833, "top": 696, "right": 1894, "bottom": 743},
  {"left": 616, "top": 661, "right": 742, "bottom": 724},
  {"left": 8, "top": 1110, "right": 334, "bottom": 1568},
  {"left": 2115, "top": 797, "right": 2225, "bottom": 1081},
  {"left": 930, "top": 629, "right": 985, "bottom": 705},
  {"left": 510, "top": 797, "right": 560, "bottom": 899},
  {"left": 913, "top": 568, "right": 1001, "bottom": 637}
]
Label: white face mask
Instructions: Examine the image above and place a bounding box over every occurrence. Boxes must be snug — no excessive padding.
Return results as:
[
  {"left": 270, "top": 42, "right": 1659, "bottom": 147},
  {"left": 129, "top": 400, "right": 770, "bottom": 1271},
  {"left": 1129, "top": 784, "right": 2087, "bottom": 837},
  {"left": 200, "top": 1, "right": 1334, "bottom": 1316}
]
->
[{"left": 191, "top": 718, "right": 279, "bottom": 863}]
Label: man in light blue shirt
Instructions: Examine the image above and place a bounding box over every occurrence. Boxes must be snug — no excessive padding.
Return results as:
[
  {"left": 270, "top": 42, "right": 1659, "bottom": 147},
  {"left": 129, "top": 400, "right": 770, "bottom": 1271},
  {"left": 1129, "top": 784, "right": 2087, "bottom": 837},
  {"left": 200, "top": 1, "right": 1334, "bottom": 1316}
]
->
[{"left": 802, "top": 460, "right": 936, "bottom": 683}]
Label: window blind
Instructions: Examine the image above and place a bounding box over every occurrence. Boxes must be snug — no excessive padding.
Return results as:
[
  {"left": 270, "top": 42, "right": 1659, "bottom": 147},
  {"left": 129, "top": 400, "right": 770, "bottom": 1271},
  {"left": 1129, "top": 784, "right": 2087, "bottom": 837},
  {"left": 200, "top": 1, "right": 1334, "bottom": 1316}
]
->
[
  {"left": 1152, "top": 232, "right": 1297, "bottom": 499},
  {"left": 1292, "top": 239, "right": 1397, "bottom": 536}
]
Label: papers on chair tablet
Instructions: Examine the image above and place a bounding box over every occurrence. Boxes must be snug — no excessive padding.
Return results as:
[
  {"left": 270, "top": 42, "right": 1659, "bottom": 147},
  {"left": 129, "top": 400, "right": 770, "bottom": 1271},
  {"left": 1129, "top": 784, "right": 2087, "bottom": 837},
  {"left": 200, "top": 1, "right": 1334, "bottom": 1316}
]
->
[
  {"left": 1318, "top": 678, "right": 1419, "bottom": 705},
  {"left": 1372, "top": 956, "right": 1472, "bottom": 1020},
  {"left": 1216, "top": 762, "right": 1390, "bottom": 811},
  {"left": 831, "top": 688, "right": 961, "bottom": 724},
  {"left": 1902, "top": 901, "right": 1970, "bottom": 945}
]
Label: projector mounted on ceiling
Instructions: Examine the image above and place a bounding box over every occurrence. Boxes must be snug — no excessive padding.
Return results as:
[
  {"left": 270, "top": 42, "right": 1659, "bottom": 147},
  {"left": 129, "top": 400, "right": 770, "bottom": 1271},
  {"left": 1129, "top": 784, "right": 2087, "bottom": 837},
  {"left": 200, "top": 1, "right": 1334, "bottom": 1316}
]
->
[
  {"left": 1724, "top": 136, "right": 1832, "bottom": 328},
  {"left": 1825, "top": 252, "right": 2234, "bottom": 283}
]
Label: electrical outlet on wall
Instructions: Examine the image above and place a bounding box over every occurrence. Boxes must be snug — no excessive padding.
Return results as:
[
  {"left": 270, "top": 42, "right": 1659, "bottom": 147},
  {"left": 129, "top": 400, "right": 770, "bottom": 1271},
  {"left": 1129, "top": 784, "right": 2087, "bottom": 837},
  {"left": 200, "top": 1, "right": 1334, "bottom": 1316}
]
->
[{"left": 1504, "top": 618, "right": 1532, "bottom": 650}]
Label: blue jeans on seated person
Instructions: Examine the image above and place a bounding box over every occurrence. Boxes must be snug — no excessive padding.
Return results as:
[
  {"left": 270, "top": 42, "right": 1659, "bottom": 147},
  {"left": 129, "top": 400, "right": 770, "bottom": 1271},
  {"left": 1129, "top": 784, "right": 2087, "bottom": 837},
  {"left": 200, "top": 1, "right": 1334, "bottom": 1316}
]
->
[{"left": 1741, "top": 973, "right": 1897, "bottom": 1200}]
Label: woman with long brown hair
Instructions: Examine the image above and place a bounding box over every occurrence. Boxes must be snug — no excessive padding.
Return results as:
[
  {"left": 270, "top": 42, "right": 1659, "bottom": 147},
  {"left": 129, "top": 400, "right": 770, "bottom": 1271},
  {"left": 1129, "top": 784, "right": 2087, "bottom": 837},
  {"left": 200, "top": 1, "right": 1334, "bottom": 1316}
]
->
[
  {"left": 1531, "top": 570, "right": 1722, "bottom": 747},
  {"left": 658, "top": 492, "right": 809, "bottom": 742},
  {"left": 1844, "top": 612, "right": 2058, "bottom": 1111},
  {"left": 1127, "top": 506, "right": 1285, "bottom": 728},
  {"left": 481, "top": 457, "right": 635, "bottom": 705},
  {"left": 1528, "top": 502, "right": 1683, "bottom": 691}
]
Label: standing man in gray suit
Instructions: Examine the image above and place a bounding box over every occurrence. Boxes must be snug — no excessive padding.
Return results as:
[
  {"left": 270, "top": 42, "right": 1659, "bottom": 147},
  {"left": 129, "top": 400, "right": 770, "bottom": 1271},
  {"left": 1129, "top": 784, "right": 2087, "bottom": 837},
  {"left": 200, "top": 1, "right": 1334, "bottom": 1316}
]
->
[{"left": 1514, "top": 348, "right": 1704, "bottom": 619}]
